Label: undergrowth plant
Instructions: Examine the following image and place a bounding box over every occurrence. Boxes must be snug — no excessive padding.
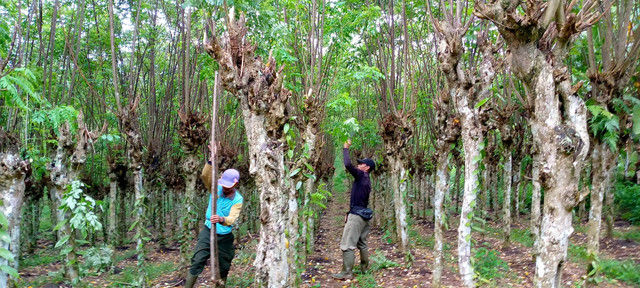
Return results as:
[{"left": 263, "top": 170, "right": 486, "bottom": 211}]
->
[
  {"left": 473, "top": 247, "right": 509, "bottom": 283},
  {"left": 54, "top": 180, "right": 102, "bottom": 284}
]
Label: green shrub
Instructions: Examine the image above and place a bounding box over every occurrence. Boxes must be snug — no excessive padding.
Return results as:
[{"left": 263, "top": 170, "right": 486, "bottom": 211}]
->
[
  {"left": 80, "top": 245, "right": 113, "bottom": 273},
  {"left": 473, "top": 247, "right": 509, "bottom": 280},
  {"left": 600, "top": 259, "right": 640, "bottom": 285},
  {"left": 369, "top": 250, "right": 400, "bottom": 271},
  {"left": 615, "top": 181, "right": 640, "bottom": 224}
]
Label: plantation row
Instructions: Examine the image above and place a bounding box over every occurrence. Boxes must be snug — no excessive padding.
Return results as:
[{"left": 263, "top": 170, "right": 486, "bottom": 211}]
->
[{"left": 1, "top": 0, "right": 640, "bottom": 287}]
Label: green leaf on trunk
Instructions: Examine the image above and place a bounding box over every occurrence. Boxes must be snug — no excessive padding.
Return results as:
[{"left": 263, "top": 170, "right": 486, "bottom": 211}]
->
[
  {"left": 474, "top": 97, "right": 490, "bottom": 109},
  {"left": 0, "top": 265, "right": 19, "bottom": 279},
  {"left": 632, "top": 105, "right": 640, "bottom": 136},
  {"left": 0, "top": 248, "right": 14, "bottom": 262},
  {"left": 289, "top": 168, "right": 301, "bottom": 177},
  {"left": 0, "top": 230, "right": 9, "bottom": 243}
]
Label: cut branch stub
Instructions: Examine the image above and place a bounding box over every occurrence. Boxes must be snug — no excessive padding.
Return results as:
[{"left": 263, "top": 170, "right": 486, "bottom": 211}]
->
[
  {"left": 380, "top": 113, "right": 414, "bottom": 155},
  {"left": 205, "top": 11, "right": 291, "bottom": 140},
  {"left": 178, "top": 112, "right": 209, "bottom": 153}
]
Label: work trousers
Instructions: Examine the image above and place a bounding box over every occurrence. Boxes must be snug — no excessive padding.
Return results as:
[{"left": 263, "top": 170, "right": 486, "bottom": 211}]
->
[
  {"left": 339, "top": 213, "right": 371, "bottom": 251},
  {"left": 189, "top": 227, "right": 235, "bottom": 278}
]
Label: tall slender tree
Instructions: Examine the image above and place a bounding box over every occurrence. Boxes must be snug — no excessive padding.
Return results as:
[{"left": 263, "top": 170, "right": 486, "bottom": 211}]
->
[
  {"left": 475, "top": 0, "right": 599, "bottom": 285},
  {"left": 205, "top": 9, "right": 292, "bottom": 287},
  {"left": 585, "top": 0, "right": 640, "bottom": 276}
]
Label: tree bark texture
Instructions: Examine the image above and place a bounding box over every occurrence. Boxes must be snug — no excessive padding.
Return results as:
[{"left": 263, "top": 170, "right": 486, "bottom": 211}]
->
[
  {"left": 379, "top": 112, "right": 414, "bottom": 260},
  {"left": 205, "top": 11, "right": 292, "bottom": 287},
  {"left": 432, "top": 151, "right": 449, "bottom": 288},
  {"left": 180, "top": 152, "right": 199, "bottom": 269},
  {"left": 587, "top": 142, "right": 616, "bottom": 273},
  {"left": 503, "top": 151, "right": 512, "bottom": 246},
  {"left": 47, "top": 123, "right": 79, "bottom": 281},
  {"left": 0, "top": 152, "right": 27, "bottom": 286},
  {"left": 388, "top": 155, "right": 410, "bottom": 256},
  {"left": 475, "top": 1, "right": 594, "bottom": 285}
]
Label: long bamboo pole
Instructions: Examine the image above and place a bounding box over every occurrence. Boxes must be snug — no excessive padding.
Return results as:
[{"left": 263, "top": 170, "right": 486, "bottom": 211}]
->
[{"left": 210, "top": 72, "right": 221, "bottom": 283}]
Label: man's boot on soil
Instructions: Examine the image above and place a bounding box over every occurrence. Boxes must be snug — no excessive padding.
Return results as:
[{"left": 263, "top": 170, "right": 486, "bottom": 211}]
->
[
  {"left": 332, "top": 250, "right": 355, "bottom": 280},
  {"left": 184, "top": 273, "right": 198, "bottom": 288},
  {"left": 359, "top": 248, "right": 369, "bottom": 274}
]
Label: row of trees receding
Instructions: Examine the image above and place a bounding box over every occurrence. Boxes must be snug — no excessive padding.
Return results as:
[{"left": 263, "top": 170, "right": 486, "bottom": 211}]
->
[{"left": 1, "top": 0, "right": 639, "bottom": 287}]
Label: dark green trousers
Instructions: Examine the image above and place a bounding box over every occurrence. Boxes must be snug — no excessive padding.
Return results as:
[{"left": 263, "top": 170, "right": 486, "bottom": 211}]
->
[{"left": 189, "top": 227, "right": 235, "bottom": 278}]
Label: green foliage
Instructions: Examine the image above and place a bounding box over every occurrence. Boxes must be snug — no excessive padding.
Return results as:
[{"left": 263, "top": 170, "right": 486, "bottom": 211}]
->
[
  {"left": 80, "top": 245, "right": 113, "bottom": 273},
  {"left": 473, "top": 247, "right": 509, "bottom": 281},
  {"left": 409, "top": 228, "right": 434, "bottom": 248},
  {"left": 614, "top": 181, "right": 640, "bottom": 224},
  {"left": 585, "top": 99, "right": 620, "bottom": 150},
  {"left": 54, "top": 180, "right": 103, "bottom": 283},
  {"left": 613, "top": 229, "right": 640, "bottom": 242},
  {"left": 354, "top": 273, "right": 378, "bottom": 287},
  {"left": 31, "top": 105, "right": 79, "bottom": 132},
  {"left": 568, "top": 244, "right": 589, "bottom": 262},
  {"left": 600, "top": 259, "right": 640, "bottom": 285},
  {"left": 0, "top": 68, "right": 42, "bottom": 111},
  {"left": 59, "top": 181, "right": 103, "bottom": 239},
  {"left": 511, "top": 228, "right": 534, "bottom": 247},
  {"left": 381, "top": 230, "right": 393, "bottom": 244},
  {"left": 369, "top": 250, "right": 400, "bottom": 271}
]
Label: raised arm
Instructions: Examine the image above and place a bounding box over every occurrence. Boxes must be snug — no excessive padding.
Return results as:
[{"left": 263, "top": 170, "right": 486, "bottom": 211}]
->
[{"left": 343, "top": 140, "right": 361, "bottom": 179}]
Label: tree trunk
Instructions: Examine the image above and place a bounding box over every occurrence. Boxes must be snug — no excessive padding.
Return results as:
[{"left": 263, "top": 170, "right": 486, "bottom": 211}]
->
[
  {"left": 118, "top": 186, "right": 127, "bottom": 246},
  {"left": 108, "top": 172, "right": 117, "bottom": 270},
  {"left": 48, "top": 123, "right": 79, "bottom": 281},
  {"left": 0, "top": 152, "right": 27, "bottom": 286},
  {"left": 531, "top": 154, "right": 542, "bottom": 258},
  {"left": 587, "top": 142, "right": 615, "bottom": 274},
  {"left": 388, "top": 154, "right": 410, "bottom": 257},
  {"left": 458, "top": 122, "right": 482, "bottom": 287},
  {"left": 503, "top": 150, "right": 512, "bottom": 246},
  {"left": 433, "top": 151, "right": 449, "bottom": 287},
  {"left": 245, "top": 111, "right": 289, "bottom": 287},
  {"left": 526, "top": 54, "right": 589, "bottom": 288},
  {"left": 180, "top": 152, "right": 199, "bottom": 269},
  {"left": 132, "top": 167, "right": 147, "bottom": 287},
  {"left": 205, "top": 13, "right": 292, "bottom": 286},
  {"left": 604, "top": 169, "right": 616, "bottom": 238},
  {"left": 514, "top": 161, "right": 521, "bottom": 220}
]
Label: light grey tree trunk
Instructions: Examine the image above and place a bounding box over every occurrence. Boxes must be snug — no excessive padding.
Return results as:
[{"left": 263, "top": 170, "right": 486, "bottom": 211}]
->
[
  {"left": 527, "top": 57, "right": 589, "bottom": 288},
  {"left": 433, "top": 152, "right": 449, "bottom": 287},
  {"left": 604, "top": 172, "right": 616, "bottom": 238},
  {"left": 48, "top": 123, "right": 79, "bottom": 281},
  {"left": 180, "top": 152, "right": 199, "bottom": 269},
  {"left": 531, "top": 154, "right": 542, "bottom": 258},
  {"left": 388, "top": 155, "right": 410, "bottom": 257},
  {"left": 587, "top": 142, "right": 615, "bottom": 273},
  {"left": 132, "top": 167, "right": 147, "bottom": 287},
  {"left": 108, "top": 172, "right": 118, "bottom": 271},
  {"left": 0, "top": 153, "right": 27, "bottom": 286},
  {"left": 206, "top": 13, "right": 291, "bottom": 286},
  {"left": 513, "top": 161, "right": 521, "bottom": 220},
  {"left": 503, "top": 151, "right": 512, "bottom": 246},
  {"left": 244, "top": 111, "right": 289, "bottom": 287},
  {"left": 287, "top": 174, "right": 299, "bottom": 288}
]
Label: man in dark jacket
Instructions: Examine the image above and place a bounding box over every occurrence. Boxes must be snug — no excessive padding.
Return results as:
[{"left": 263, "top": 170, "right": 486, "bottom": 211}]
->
[{"left": 332, "top": 139, "right": 375, "bottom": 280}]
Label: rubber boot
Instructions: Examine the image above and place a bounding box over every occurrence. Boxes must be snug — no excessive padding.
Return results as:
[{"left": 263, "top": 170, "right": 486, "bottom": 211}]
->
[
  {"left": 332, "top": 250, "right": 355, "bottom": 280},
  {"left": 360, "top": 249, "right": 369, "bottom": 274},
  {"left": 184, "top": 273, "right": 198, "bottom": 288}
]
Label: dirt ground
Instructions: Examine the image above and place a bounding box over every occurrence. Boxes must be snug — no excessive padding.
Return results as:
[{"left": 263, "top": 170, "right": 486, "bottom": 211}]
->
[{"left": 19, "top": 187, "right": 640, "bottom": 288}]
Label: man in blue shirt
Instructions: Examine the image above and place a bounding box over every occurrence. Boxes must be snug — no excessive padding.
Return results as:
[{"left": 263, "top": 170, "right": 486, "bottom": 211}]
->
[{"left": 184, "top": 163, "right": 243, "bottom": 288}]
